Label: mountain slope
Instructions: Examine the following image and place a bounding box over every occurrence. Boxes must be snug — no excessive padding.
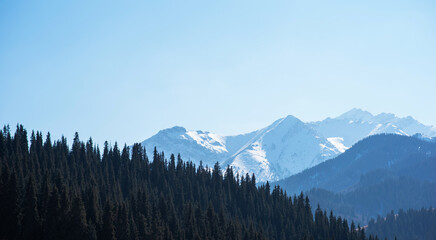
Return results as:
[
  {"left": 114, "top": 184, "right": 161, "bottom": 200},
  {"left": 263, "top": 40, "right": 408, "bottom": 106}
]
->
[
  {"left": 276, "top": 134, "right": 436, "bottom": 194},
  {"left": 275, "top": 134, "right": 436, "bottom": 224},
  {"left": 306, "top": 176, "right": 436, "bottom": 224},
  {"left": 310, "top": 108, "right": 436, "bottom": 147},
  {"left": 142, "top": 126, "right": 257, "bottom": 167},
  {"left": 366, "top": 208, "right": 436, "bottom": 240},
  {"left": 142, "top": 116, "right": 344, "bottom": 182},
  {"left": 141, "top": 109, "right": 436, "bottom": 182},
  {"left": 222, "top": 115, "right": 341, "bottom": 182}
]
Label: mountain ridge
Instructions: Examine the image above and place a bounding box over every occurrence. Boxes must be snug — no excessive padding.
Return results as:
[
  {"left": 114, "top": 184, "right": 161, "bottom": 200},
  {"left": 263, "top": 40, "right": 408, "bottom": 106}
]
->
[
  {"left": 141, "top": 109, "right": 436, "bottom": 182},
  {"left": 273, "top": 133, "right": 436, "bottom": 224},
  {"left": 275, "top": 133, "right": 436, "bottom": 194}
]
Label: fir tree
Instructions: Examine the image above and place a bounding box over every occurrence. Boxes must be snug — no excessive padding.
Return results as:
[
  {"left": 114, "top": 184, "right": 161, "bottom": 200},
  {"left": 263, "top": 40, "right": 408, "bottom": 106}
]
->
[
  {"left": 101, "top": 201, "right": 116, "bottom": 240},
  {"left": 21, "top": 176, "right": 42, "bottom": 240}
]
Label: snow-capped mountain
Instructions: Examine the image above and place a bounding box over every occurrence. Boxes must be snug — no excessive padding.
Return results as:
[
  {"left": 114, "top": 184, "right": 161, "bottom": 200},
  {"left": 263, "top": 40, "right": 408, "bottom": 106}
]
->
[
  {"left": 309, "top": 108, "right": 436, "bottom": 148},
  {"left": 141, "top": 109, "right": 436, "bottom": 182},
  {"left": 220, "top": 115, "right": 342, "bottom": 182},
  {"left": 142, "top": 126, "right": 256, "bottom": 167},
  {"left": 142, "top": 116, "right": 344, "bottom": 182}
]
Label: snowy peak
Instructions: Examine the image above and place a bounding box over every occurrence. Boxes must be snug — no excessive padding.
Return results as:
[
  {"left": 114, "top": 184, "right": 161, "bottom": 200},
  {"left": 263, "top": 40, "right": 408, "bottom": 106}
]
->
[
  {"left": 157, "top": 126, "right": 187, "bottom": 136},
  {"left": 142, "top": 114, "right": 347, "bottom": 182},
  {"left": 222, "top": 115, "right": 343, "bottom": 182},
  {"left": 336, "top": 108, "right": 374, "bottom": 122},
  {"left": 152, "top": 126, "right": 227, "bottom": 154},
  {"left": 142, "top": 126, "right": 230, "bottom": 167},
  {"left": 312, "top": 109, "right": 436, "bottom": 148},
  {"left": 140, "top": 109, "right": 436, "bottom": 182},
  {"left": 281, "top": 114, "right": 302, "bottom": 124}
]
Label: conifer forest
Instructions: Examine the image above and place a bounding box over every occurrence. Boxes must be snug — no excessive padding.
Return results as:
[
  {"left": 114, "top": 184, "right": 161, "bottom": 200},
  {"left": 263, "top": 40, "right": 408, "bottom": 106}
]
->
[{"left": 0, "top": 125, "right": 374, "bottom": 240}]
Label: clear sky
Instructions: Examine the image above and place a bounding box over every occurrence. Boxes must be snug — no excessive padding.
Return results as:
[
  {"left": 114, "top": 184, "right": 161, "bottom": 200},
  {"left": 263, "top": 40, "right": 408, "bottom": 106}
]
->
[{"left": 1, "top": 0, "right": 435, "bottom": 147}]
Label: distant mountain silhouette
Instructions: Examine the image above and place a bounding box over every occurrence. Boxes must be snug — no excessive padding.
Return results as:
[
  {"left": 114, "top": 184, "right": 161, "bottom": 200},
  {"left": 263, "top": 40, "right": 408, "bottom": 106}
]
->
[{"left": 276, "top": 134, "right": 436, "bottom": 224}]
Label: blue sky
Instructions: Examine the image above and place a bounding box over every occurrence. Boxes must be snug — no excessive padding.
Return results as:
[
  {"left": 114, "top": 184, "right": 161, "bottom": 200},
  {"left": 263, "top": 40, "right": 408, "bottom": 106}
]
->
[{"left": 1, "top": 0, "right": 435, "bottom": 146}]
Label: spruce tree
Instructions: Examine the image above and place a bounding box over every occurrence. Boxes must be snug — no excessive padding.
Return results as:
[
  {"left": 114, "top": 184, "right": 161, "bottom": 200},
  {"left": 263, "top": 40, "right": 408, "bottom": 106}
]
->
[
  {"left": 0, "top": 171, "right": 20, "bottom": 240},
  {"left": 21, "top": 176, "right": 42, "bottom": 240},
  {"left": 101, "top": 201, "right": 116, "bottom": 240},
  {"left": 65, "top": 195, "right": 89, "bottom": 240}
]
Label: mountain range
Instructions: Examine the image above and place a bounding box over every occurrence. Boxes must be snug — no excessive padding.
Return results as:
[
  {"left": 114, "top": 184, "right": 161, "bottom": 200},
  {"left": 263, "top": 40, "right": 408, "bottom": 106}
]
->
[
  {"left": 276, "top": 134, "right": 436, "bottom": 224},
  {"left": 141, "top": 108, "right": 436, "bottom": 182},
  {"left": 276, "top": 134, "right": 436, "bottom": 194}
]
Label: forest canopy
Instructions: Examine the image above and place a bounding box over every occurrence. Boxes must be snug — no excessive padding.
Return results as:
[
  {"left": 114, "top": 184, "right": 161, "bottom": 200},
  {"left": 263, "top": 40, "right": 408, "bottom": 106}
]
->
[{"left": 0, "top": 125, "right": 372, "bottom": 240}]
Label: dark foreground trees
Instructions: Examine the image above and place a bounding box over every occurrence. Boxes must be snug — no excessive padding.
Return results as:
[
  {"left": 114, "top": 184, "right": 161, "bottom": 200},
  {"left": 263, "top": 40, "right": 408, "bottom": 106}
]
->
[{"left": 0, "top": 125, "right": 371, "bottom": 239}]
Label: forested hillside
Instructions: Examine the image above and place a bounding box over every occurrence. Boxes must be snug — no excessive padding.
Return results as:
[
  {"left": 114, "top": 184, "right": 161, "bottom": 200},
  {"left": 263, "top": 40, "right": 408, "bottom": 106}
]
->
[
  {"left": 277, "top": 134, "right": 436, "bottom": 194},
  {"left": 0, "top": 125, "right": 371, "bottom": 240},
  {"left": 366, "top": 208, "right": 436, "bottom": 240},
  {"left": 276, "top": 134, "right": 436, "bottom": 224},
  {"left": 306, "top": 178, "right": 436, "bottom": 224}
]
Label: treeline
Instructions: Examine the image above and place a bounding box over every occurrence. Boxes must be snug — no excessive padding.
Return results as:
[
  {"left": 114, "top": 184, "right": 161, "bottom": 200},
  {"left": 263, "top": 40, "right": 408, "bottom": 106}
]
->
[
  {"left": 306, "top": 176, "right": 436, "bottom": 225},
  {"left": 366, "top": 208, "right": 436, "bottom": 240},
  {"left": 0, "top": 125, "right": 371, "bottom": 240}
]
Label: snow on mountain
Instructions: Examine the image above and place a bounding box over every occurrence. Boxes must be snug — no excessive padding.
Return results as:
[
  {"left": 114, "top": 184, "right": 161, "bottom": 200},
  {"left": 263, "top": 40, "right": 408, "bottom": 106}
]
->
[
  {"left": 142, "top": 126, "right": 259, "bottom": 167},
  {"left": 185, "top": 131, "right": 227, "bottom": 153},
  {"left": 327, "top": 137, "right": 348, "bottom": 152},
  {"left": 142, "top": 126, "right": 229, "bottom": 167},
  {"left": 142, "top": 116, "right": 343, "bottom": 182},
  {"left": 222, "top": 115, "right": 342, "bottom": 182},
  {"left": 336, "top": 108, "right": 373, "bottom": 122},
  {"left": 141, "top": 109, "right": 436, "bottom": 182},
  {"left": 310, "top": 108, "right": 436, "bottom": 148}
]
